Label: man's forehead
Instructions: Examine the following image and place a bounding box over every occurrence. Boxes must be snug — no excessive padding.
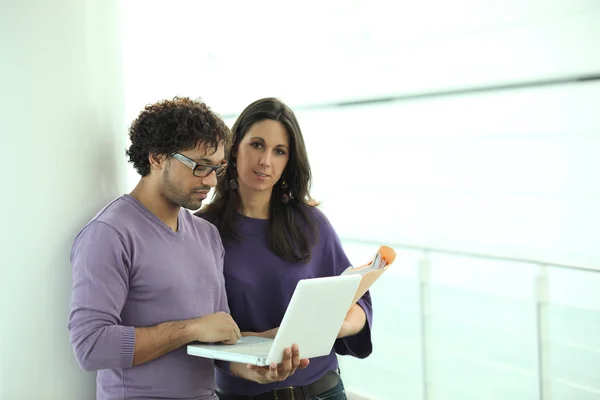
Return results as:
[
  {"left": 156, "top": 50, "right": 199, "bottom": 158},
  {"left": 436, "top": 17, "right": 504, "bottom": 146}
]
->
[{"left": 187, "top": 141, "right": 225, "bottom": 159}]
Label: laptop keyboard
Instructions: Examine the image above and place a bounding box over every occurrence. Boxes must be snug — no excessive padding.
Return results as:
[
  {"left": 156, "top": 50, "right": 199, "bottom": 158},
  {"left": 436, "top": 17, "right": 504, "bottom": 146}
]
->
[{"left": 223, "top": 342, "right": 272, "bottom": 356}]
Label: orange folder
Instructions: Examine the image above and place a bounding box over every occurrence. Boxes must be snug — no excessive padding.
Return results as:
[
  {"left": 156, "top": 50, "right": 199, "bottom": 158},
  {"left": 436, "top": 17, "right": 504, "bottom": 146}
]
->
[{"left": 341, "top": 246, "right": 396, "bottom": 304}]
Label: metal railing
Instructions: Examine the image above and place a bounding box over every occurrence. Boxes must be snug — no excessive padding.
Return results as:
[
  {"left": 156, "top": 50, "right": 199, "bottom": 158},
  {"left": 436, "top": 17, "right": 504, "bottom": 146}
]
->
[{"left": 338, "top": 238, "right": 600, "bottom": 400}]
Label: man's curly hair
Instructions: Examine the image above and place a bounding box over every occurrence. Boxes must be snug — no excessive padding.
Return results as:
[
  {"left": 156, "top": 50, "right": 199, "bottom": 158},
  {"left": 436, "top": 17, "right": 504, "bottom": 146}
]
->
[{"left": 126, "top": 97, "right": 232, "bottom": 176}]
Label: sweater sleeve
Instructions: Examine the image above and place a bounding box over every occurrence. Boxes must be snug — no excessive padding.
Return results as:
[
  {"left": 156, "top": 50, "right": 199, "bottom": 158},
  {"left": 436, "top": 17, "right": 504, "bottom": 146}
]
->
[
  {"left": 215, "top": 229, "right": 230, "bottom": 314},
  {"left": 335, "top": 292, "right": 373, "bottom": 358},
  {"left": 314, "top": 208, "right": 374, "bottom": 359},
  {"left": 67, "top": 221, "right": 136, "bottom": 371}
]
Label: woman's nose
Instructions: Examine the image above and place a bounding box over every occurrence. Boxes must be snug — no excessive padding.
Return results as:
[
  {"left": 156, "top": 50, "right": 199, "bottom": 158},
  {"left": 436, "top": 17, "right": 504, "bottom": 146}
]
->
[{"left": 259, "top": 153, "right": 271, "bottom": 167}]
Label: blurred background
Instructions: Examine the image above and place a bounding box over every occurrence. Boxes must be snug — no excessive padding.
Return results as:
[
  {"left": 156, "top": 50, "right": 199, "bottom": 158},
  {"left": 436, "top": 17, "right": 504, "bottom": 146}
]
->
[{"left": 2, "top": 0, "right": 600, "bottom": 399}]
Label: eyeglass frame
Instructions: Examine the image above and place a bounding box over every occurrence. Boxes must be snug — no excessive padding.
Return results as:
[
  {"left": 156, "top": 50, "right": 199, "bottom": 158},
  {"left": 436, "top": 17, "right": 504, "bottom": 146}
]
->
[{"left": 170, "top": 152, "right": 228, "bottom": 178}]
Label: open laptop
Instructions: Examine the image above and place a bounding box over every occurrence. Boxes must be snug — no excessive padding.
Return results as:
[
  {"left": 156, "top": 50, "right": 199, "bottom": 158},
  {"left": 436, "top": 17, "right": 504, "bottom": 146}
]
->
[{"left": 187, "top": 274, "right": 361, "bottom": 366}]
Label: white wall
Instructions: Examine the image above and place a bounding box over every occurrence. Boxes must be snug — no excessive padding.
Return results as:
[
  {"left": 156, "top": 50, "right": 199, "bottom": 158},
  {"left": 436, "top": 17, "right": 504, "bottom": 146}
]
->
[
  {"left": 122, "top": 0, "right": 600, "bottom": 269},
  {"left": 309, "top": 80, "right": 600, "bottom": 269},
  {"left": 122, "top": 0, "right": 600, "bottom": 113},
  {"left": 1, "top": 1, "right": 127, "bottom": 398}
]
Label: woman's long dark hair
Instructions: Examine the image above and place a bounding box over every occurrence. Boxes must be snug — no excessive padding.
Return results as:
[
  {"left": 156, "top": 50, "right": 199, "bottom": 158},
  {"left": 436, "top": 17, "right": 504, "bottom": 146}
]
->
[{"left": 197, "top": 98, "right": 318, "bottom": 263}]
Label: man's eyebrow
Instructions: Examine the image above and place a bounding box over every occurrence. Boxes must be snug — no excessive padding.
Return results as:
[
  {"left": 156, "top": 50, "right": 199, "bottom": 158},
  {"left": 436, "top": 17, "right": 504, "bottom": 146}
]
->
[
  {"left": 197, "top": 156, "right": 225, "bottom": 165},
  {"left": 187, "top": 156, "right": 213, "bottom": 164}
]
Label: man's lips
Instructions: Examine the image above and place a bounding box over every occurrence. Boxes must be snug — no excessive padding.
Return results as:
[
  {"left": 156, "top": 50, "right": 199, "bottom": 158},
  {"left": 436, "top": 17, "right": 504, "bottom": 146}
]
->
[{"left": 194, "top": 191, "right": 209, "bottom": 198}]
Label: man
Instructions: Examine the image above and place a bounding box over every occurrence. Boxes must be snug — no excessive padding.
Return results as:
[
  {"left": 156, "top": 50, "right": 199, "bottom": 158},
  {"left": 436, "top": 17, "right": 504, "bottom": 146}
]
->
[{"left": 68, "top": 97, "right": 303, "bottom": 400}]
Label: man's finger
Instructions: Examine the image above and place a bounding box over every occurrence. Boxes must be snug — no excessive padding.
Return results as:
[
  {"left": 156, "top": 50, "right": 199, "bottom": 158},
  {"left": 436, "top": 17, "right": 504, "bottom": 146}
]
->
[{"left": 222, "top": 336, "right": 236, "bottom": 345}]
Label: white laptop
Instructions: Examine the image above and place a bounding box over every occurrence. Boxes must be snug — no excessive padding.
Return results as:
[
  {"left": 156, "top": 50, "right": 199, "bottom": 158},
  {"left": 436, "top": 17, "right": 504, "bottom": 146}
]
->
[{"left": 187, "top": 274, "right": 361, "bottom": 367}]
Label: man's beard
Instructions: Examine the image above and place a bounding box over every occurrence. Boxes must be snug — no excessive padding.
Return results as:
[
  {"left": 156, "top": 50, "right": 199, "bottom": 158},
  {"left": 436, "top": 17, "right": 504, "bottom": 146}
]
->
[{"left": 160, "top": 166, "right": 207, "bottom": 211}]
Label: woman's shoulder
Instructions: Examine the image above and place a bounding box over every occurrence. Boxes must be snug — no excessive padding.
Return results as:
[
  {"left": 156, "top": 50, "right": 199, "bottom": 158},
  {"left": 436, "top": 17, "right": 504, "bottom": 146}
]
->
[
  {"left": 300, "top": 202, "right": 323, "bottom": 217},
  {"left": 296, "top": 203, "right": 335, "bottom": 231},
  {"left": 194, "top": 208, "right": 218, "bottom": 224}
]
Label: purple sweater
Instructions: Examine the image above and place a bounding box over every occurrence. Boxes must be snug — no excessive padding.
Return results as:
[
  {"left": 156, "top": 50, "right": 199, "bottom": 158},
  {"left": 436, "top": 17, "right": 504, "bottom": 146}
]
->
[
  {"left": 68, "top": 195, "right": 228, "bottom": 400},
  {"left": 198, "top": 206, "right": 373, "bottom": 395}
]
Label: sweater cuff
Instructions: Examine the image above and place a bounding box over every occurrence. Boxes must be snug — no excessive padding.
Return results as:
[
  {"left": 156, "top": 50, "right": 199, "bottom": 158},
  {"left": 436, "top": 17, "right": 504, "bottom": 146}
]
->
[{"left": 121, "top": 326, "right": 136, "bottom": 368}]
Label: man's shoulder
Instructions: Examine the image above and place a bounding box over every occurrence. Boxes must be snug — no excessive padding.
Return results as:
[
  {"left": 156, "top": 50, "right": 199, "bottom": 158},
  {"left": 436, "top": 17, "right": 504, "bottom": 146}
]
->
[
  {"left": 181, "top": 211, "right": 224, "bottom": 259},
  {"left": 70, "top": 196, "right": 139, "bottom": 258},
  {"left": 75, "top": 195, "right": 145, "bottom": 241},
  {"left": 187, "top": 210, "right": 215, "bottom": 227},
  {"left": 183, "top": 209, "right": 220, "bottom": 237},
  {"left": 88, "top": 195, "right": 140, "bottom": 229}
]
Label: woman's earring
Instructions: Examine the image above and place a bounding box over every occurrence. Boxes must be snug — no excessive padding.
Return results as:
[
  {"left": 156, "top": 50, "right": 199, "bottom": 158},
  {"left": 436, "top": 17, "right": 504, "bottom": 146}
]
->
[{"left": 281, "top": 180, "right": 290, "bottom": 204}]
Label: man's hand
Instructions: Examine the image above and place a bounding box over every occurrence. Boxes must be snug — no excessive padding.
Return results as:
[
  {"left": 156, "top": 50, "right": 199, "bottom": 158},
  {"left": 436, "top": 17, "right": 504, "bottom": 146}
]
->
[
  {"left": 192, "top": 312, "right": 241, "bottom": 344},
  {"left": 132, "top": 313, "right": 240, "bottom": 366},
  {"left": 230, "top": 344, "right": 310, "bottom": 384}
]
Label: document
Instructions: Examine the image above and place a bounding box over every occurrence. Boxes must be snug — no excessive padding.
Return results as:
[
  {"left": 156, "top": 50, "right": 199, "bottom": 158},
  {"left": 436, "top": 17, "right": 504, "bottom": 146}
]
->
[{"left": 341, "top": 246, "right": 396, "bottom": 303}]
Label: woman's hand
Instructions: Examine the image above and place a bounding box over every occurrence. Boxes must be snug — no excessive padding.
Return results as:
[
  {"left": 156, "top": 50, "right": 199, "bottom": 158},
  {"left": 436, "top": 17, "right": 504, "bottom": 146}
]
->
[
  {"left": 230, "top": 344, "right": 310, "bottom": 384},
  {"left": 242, "top": 327, "right": 279, "bottom": 339}
]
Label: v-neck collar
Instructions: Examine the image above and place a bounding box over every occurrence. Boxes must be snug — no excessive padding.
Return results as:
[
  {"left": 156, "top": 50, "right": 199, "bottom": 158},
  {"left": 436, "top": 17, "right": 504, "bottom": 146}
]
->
[{"left": 123, "top": 194, "right": 184, "bottom": 239}]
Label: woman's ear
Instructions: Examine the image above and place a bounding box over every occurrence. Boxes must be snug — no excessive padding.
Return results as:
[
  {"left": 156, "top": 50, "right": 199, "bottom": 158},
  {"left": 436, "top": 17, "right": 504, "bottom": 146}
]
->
[{"left": 230, "top": 144, "right": 239, "bottom": 165}]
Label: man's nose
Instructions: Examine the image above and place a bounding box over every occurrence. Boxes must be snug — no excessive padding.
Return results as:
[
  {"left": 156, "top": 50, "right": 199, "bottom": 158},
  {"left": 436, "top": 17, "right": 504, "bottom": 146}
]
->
[{"left": 201, "top": 170, "right": 218, "bottom": 187}]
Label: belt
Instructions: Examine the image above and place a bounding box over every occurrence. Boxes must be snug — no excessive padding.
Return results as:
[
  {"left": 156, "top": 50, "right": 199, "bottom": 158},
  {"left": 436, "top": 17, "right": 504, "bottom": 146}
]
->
[{"left": 217, "top": 370, "right": 340, "bottom": 400}]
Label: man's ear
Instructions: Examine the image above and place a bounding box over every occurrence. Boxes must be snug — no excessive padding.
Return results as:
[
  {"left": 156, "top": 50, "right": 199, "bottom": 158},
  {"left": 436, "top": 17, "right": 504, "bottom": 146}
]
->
[{"left": 148, "top": 153, "right": 168, "bottom": 171}]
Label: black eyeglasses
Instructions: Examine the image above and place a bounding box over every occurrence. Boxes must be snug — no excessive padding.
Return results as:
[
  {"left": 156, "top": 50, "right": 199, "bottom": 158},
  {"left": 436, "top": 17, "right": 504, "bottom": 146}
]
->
[{"left": 171, "top": 152, "right": 228, "bottom": 178}]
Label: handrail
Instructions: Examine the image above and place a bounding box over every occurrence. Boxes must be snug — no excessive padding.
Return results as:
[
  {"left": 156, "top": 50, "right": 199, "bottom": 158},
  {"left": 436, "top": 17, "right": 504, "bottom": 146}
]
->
[
  {"left": 220, "top": 72, "right": 600, "bottom": 119},
  {"left": 340, "top": 237, "right": 599, "bottom": 273}
]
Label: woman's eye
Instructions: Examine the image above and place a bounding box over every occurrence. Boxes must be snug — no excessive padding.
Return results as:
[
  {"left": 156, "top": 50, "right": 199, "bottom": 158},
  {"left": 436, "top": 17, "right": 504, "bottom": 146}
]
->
[
  {"left": 276, "top": 149, "right": 286, "bottom": 155},
  {"left": 250, "top": 142, "right": 262, "bottom": 149}
]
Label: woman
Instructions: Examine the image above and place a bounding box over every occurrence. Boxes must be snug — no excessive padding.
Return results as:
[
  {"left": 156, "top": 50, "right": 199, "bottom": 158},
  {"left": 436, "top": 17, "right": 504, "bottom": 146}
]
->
[{"left": 196, "top": 98, "right": 373, "bottom": 400}]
